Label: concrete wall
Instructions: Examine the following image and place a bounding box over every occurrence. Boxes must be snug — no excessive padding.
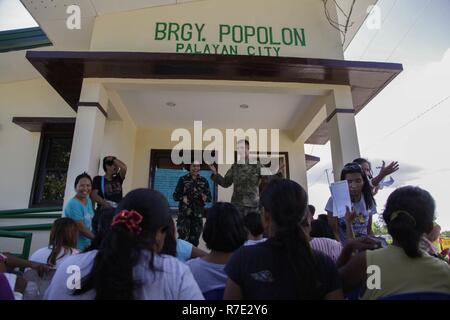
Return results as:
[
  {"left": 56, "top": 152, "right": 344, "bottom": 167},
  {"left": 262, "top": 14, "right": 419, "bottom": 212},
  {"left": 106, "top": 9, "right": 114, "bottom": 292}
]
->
[
  {"left": 90, "top": 0, "right": 344, "bottom": 60},
  {"left": 0, "top": 79, "right": 75, "bottom": 210}
]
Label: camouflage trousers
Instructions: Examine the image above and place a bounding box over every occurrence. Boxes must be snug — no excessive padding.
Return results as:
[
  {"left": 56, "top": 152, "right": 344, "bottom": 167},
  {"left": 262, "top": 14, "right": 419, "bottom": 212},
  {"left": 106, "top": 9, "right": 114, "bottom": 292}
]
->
[
  {"left": 234, "top": 205, "right": 260, "bottom": 218},
  {"left": 176, "top": 212, "right": 204, "bottom": 247}
]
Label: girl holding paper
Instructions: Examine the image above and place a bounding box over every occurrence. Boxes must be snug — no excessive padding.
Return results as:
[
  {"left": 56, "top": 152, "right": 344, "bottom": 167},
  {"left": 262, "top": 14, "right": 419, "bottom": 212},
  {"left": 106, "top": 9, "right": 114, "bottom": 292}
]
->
[{"left": 325, "top": 163, "right": 376, "bottom": 243}]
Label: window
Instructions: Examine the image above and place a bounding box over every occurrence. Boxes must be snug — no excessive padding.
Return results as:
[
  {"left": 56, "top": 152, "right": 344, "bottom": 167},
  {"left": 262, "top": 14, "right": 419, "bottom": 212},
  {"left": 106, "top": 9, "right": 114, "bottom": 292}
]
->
[
  {"left": 149, "top": 149, "right": 218, "bottom": 214},
  {"left": 30, "top": 124, "right": 74, "bottom": 207}
]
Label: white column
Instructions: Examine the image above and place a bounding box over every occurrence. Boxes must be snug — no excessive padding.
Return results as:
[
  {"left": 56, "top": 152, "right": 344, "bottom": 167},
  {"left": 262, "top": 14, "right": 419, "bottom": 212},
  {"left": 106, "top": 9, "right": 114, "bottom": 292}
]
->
[
  {"left": 63, "top": 82, "right": 108, "bottom": 209},
  {"left": 326, "top": 87, "right": 360, "bottom": 182},
  {"left": 289, "top": 138, "right": 308, "bottom": 190}
]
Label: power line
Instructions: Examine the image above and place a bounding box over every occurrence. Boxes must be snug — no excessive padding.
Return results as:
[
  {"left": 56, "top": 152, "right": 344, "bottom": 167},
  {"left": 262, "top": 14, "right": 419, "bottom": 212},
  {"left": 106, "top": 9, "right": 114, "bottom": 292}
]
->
[
  {"left": 322, "top": 0, "right": 356, "bottom": 45},
  {"left": 363, "top": 95, "right": 450, "bottom": 152},
  {"left": 385, "top": 0, "right": 432, "bottom": 62},
  {"left": 357, "top": 0, "right": 399, "bottom": 60}
]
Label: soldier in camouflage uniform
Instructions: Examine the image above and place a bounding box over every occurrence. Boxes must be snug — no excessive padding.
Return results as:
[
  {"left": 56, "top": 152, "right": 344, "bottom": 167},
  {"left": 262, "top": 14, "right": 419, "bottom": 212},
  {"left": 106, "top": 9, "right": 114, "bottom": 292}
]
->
[
  {"left": 173, "top": 161, "right": 211, "bottom": 246},
  {"left": 210, "top": 140, "right": 282, "bottom": 217}
]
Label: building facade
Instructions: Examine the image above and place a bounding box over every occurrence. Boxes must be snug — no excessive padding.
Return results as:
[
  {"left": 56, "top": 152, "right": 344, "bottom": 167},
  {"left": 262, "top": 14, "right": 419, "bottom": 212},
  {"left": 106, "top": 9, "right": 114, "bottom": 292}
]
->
[{"left": 0, "top": 0, "right": 402, "bottom": 253}]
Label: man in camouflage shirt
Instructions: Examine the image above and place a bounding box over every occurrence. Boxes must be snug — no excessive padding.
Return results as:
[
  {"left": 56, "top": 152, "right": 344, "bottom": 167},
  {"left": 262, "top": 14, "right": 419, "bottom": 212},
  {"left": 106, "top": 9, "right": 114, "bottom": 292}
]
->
[
  {"left": 173, "top": 161, "right": 211, "bottom": 246},
  {"left": 210, "top": 140, "right": 282, "bottom": 217}
]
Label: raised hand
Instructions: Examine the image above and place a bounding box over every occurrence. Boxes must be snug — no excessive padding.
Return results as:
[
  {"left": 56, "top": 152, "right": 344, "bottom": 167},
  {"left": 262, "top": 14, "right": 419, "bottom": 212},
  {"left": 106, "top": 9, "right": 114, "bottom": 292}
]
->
[
  {"left": 344, "top": 206, "right": 357, "bottom": 225},
  {"left": 380, "top": 161, "right": 399, "bottom": 177}
]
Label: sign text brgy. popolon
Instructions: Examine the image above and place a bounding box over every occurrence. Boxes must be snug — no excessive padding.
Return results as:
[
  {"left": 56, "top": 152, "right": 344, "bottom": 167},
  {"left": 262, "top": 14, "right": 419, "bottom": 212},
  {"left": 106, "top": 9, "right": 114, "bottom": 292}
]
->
[{"left": 154, "top": 22, "right": 306, "bottom": 57}]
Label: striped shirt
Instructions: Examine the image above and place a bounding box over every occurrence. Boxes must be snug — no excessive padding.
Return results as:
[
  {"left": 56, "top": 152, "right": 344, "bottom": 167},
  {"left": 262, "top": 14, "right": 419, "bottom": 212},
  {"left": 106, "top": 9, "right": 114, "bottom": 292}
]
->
[{"left": 310, "top": 237, "right": 343, "bottom": 263}]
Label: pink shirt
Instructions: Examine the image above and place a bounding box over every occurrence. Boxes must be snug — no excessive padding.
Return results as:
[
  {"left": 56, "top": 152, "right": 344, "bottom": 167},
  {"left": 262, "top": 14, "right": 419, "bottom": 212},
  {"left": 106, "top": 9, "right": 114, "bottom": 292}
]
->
[{"left": 310, "top": 238, "right": 343, "bottom": 263}]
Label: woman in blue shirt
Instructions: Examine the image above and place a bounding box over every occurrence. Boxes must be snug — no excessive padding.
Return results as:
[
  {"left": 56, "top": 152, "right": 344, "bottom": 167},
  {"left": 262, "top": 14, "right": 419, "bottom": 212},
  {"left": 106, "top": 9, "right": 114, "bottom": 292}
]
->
[{"left": 64, "top": 172, "right": 95, "bottom": 251}]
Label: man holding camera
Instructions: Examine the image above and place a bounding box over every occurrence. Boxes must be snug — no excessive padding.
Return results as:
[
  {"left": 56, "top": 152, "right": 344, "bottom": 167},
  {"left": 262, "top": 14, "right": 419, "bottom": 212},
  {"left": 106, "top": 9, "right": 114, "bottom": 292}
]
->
[{"left": 91, "top": 156, "right": 127, "bottom": 234}]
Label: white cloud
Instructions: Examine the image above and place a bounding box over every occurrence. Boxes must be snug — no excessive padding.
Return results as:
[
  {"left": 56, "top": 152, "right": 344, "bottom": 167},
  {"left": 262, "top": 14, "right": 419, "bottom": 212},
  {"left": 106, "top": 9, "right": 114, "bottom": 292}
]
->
[
  {"left": 0, "top": 0, "right": 38, "bottom": 31},
  {"left": 307, "top": 49, "right": 450, "bottom": 231}
]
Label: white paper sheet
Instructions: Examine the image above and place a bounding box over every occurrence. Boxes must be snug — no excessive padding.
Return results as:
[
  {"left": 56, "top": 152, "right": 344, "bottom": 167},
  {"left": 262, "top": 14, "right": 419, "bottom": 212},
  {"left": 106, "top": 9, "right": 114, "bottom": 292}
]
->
[{"left": 329, "top": 180, "right": 351, "bottom": 218}]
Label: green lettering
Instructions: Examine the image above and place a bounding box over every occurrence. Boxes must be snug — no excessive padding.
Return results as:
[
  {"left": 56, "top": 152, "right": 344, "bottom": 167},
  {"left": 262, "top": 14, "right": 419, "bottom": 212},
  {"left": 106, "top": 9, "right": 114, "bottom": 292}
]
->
[
  {"left": 195, "top": 23, "right": 206, "bottom": 41},
  {"left": 244, "top": 25, "right": 255, "bottom": 44},
  {"left": 257, "top": 27, "right": 268, "bottom": 45},
  {"left": 294, "top": 28, "right": 306, "bottom": 46},
  {"left": 176, "top": 43, "right": 185, "bottom": 52},
  {"left": 247, "top": 46, "right": 256, "bottom": 55},
  {"left": 273, "top": 47, "right": 280, "bottom": 56},
  {"left": 282, "top": 28, "right": 293, "bottom": 45},
  {"left": 221, "top": 45, "right": 229, "bottom": 55},
  {"left": 212, "top": 44, "right": 221, "bottom": 54},
  {"left": 219, "top": 24, "right": 230, "bottom": 43},
  {"left": 181, "top": 24, "right": 192, "bottom": 41},
  {"left": 232, "top": 25, "right": 243, "bottom": 43},
  {"left": 155, "top": 22, "right": 167, "bottom": 40},
  {"left": 229, "top": 45, "right": 238, "bottom": 55},
  {"left": 168, "top": 23, "right": 180, "bottom": 41},
  {"left": 269, "top": 27, "right": 281, "bottom": 45},
  {"left": 203, "top": 43, "right": 211, "bottom": 54},
  {"left": 194, "top": 44, "right": 203, "bottom": 54},
  {"left": 185, "top": 43, "right": 193, "bottom": 53}
]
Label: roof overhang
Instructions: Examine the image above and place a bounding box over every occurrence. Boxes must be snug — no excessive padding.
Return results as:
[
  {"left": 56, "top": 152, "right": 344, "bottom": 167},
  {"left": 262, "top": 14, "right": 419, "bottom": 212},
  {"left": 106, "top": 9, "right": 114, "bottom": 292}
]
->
[
  {"left": 26, "top": 51, "right": 402, "bottom": 143},
  {"left": 12, "top": 116, "right": 75, "bottom": 132}
]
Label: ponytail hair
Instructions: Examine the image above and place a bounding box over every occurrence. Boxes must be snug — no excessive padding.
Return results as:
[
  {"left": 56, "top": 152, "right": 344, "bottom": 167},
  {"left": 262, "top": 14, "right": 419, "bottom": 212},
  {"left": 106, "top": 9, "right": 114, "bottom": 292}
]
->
[
  {"left": 47, "top": 218, "right": 78, "bottom": 266},
  {"left": 383, "top": 186, "right": 435, "bottom": 258},
  {"left": 75, "top": 188, "right": 171, "bottom": 299},
  {"left": 260, "top": 179, "right": 322, "bottom": 299},
  {"left": 161, "top": 217, "right": 177, "bottom": 257}
]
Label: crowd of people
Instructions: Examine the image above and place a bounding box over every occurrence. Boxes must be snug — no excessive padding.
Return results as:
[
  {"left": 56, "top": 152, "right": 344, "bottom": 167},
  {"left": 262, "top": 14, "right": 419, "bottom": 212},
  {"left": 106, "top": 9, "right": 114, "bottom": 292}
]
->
[{"left": 1, "top": 147, "right": 450, "bottom": 300}]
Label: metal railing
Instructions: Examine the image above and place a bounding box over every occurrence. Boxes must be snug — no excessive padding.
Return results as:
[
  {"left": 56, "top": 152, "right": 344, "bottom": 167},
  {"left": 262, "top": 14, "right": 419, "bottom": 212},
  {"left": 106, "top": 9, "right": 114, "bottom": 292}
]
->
[{"left": 0, "top": 207, "right": 62, "bottom": 260}]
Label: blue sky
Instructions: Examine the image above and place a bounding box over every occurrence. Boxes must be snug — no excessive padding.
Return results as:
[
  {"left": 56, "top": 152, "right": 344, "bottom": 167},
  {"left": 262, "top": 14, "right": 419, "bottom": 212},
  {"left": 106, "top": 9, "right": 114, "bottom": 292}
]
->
[
  {"left": 0, "top": 0, "right": 38, "bottom": 31},
  {"left": 307, "top": 0, "right": 450, "bottom": 231},
  {"left": 1, "top": 0, "right": 449, "bottom": 231}
]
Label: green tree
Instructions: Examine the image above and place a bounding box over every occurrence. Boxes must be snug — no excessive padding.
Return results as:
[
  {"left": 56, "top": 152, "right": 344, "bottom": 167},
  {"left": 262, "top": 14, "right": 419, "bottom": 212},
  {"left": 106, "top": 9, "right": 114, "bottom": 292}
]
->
[
  {"left": 372, "top": 220, "right": 388, "bottom": 236},
  {"left": 441, "top": 230, "right": 450, "bottom": 237}
]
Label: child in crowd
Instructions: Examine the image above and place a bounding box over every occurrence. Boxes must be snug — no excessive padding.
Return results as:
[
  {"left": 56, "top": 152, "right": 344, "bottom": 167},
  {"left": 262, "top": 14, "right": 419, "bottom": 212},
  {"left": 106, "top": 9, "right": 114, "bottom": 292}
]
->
[
  {"left": 339, "top": 186, "right": 450, "bottom": 299},
  {"left": 45, "top": 188, "right": 203, "bottom": 300},
  {"left": 29, "top": 218, "right": 79, "bottom": 267},
  {"left": 243, "top": 211, "right": 266, "bottom": 246},
  {"left": 224, "top": 179, "right": 344, "bottom": 300},
  {"left": 162, "top": 217, "right": 207, "bottom": 262},
  {"left": 187, "top": 202, "right": 247, "bottom": 299}
]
